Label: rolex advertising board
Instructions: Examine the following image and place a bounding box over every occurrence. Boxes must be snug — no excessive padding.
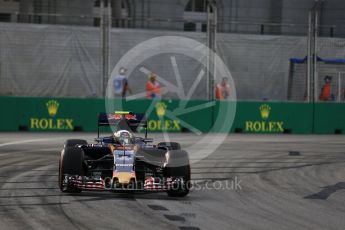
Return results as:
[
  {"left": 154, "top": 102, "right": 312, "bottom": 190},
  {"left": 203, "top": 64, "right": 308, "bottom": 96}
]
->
[
  {"left": 244, "top": 104, "right": 284, "bottom": 133},
  {"left": 0, "top": 97, "right": 212, "bottom": 133},
  {"left": 29, "top": 100, "right": 74, "bottom": 130},
  {"left": 0, "top": 97, "right": 98, "bottom": 132},
  {"left": 117, "top": 99, "right": 212, "bottom": 133},
  {"left": 147, "top": 102, "right": 181, "bottom": 132},
  {"left": 232, "top": 102, "right": 313, "bottom": 134},
  {"left": 0, "top": 96, "right": 342, "bottom": 134}
]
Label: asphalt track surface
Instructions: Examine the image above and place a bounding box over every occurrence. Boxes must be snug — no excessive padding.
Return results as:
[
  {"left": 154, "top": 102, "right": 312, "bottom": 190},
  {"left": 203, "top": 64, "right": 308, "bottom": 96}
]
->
[{"left": 0, "top": 133, "right": 344, "bottom": 230}]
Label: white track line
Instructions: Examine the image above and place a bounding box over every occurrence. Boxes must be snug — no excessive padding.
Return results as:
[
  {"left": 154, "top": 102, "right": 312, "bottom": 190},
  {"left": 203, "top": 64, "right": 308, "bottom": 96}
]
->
[{"left": 0, "top": 138, "right": 57, "bottom": 148}]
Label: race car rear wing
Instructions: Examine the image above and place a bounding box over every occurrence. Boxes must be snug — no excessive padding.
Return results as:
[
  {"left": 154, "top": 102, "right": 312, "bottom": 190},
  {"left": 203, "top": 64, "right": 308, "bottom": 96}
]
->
[{"left": 97, "top": 112, "right": 148, "bottom": 138}]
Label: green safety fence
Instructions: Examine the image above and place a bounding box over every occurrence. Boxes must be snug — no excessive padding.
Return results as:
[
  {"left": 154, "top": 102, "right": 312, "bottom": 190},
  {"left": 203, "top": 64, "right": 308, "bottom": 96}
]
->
[
  {"left": 313, "top": 102, "right": 345, "bottom": 134},
  {"left": 0, "top": 96, "right": 344, "bottom": 134}
]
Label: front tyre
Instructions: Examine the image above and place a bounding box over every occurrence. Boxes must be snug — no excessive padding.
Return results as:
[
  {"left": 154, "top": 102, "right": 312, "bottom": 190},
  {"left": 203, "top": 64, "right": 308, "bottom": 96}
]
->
[
  {"left": 64, "top": 139, "right": 87, "bottom": 148},
  {"left": 165, "top": 150, "right": 191, "bottom": 197},
  {"left": 59, "top": 147, "right": 84, "bottom": 193}
]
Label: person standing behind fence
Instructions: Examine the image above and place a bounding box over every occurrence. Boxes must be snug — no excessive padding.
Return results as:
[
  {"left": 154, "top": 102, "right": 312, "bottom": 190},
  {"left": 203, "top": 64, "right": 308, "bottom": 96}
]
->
[
  {"left": 113, "top": 67, "right": 132, "bottom": 98},
  {"left": 215, "top": 77, "right": 231, "bottom": 100},
  {"left": 319, "top": 75, "right": 332, "bottom": 101},
  {"left": 146, "top": 73, "right": 161, "bottom": 99}
]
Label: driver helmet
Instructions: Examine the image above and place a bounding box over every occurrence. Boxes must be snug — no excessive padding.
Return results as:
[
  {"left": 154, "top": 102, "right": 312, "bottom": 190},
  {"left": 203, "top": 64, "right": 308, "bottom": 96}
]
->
[{"left": 113, "top": 130, "right": 133, "bottom": 145}]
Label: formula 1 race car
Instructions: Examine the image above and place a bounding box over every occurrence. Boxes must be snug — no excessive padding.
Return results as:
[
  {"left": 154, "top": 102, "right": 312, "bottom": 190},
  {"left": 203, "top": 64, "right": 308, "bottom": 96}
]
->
[{"left": 58, "top": 112, "right": 190, "bottom": 197}]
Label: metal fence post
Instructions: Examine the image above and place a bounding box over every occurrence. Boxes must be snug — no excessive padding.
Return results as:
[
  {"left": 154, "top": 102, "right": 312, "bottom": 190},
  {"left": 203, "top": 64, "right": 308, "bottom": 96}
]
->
[
  {"left": 108, "top": 0, "right": 112, "bottom": 87},
  {"left": 307, "top": 11, "right": 312, "bottom": 102},
  {"left": 206, "top": 0, "right": 217, "bottom": 101},
  {"left": 313, "top": 10, "right": 318, "bottom": 102},
  {"left": 206, "top": 4, "right": 210, "bottom": 100},
  {"left": 100, "top": 0, "right": 104, "bottom": 97},
  {"left": 100, "top": 0, "right": 111, "bottom": 98}
]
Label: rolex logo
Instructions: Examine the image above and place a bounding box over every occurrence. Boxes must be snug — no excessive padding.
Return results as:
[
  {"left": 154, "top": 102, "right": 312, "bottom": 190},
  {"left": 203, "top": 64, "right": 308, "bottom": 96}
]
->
[
  {"left": 259, "top": 104, "right": 271, "bottom": 120},
  {"left": 46, "top": 100, "right": 59, "bottom": 117},
  {"left": 155, "top": 102, "right": 167, "bottom": 118}
]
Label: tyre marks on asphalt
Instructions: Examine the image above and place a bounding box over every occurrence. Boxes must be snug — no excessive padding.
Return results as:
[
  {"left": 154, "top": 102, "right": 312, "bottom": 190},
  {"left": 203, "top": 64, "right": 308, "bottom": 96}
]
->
[
  {"left": 0, "top": 161, "right": 60, "bottom": 229},
  {"left": 147, "top": 204, "right": 169, "bottom": 211},
  {"left": 164, "top": 214, "right": 186, "bottom": 221},
  {"left": 0, "top": 142, "right": 84, "bottom": 229},
  {"left": 147, "top": 203, "right": 200, "bottom": 230},
  {"left": 2, "top": 134, "right": 345, "bottom": 229},
  {"left": 0, "top": 141, "right": 196, "bottom": 229},
  {"left": 179, "top": 227, "right": 200, "bottom": 230}
]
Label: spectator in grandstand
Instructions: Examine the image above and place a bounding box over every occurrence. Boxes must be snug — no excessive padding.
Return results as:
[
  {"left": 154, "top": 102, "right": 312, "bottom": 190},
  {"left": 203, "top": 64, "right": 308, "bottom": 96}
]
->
[
  {"left": 319, "top": 75, "right": 333, "bottom": 101},
  {"left": 215, "top": 77, "right": 231, "bottom": 100},
  {"left": 146, "top": 73, "right": 161, "bottom": 99},
  {"left": 113, "top": 67, "right": 132, "bottom": 98}
]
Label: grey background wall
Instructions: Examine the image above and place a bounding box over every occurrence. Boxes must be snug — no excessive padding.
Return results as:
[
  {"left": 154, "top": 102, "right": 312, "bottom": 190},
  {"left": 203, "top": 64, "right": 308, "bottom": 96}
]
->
[
  {"left": 1, "top": 23, "right": 345, "bottom": 100},
  {"left": 1, "top": 0, "right": 345, "bottom": 37},
  {"left": 18, "top": 0, "right": 94, "bottom": 25}
]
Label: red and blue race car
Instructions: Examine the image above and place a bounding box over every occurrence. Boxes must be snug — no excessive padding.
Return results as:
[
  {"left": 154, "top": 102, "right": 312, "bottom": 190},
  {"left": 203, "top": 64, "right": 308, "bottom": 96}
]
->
[{"left": 58, "top": 112, "right": 191, "bottom": 197}]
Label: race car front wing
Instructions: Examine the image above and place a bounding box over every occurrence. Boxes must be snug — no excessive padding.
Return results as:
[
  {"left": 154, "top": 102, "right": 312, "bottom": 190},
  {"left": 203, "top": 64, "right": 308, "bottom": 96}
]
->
[{"left": 62, "top": 175, "right": 182, "bottom": 192}]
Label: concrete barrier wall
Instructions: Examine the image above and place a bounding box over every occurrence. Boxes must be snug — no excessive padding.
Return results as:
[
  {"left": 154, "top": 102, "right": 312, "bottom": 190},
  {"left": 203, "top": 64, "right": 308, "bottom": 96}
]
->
[{"left": 0, "top": 96, "right": 344, "bottom": 134}]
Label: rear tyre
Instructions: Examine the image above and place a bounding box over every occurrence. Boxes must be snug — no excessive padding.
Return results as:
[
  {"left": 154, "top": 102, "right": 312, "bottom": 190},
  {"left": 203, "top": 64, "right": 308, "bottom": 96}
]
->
[
  {"left": 65, "top": 139, "right": 87, "bottom": 148},
  {"left": 157, "top": 142, "right": 181, "bottom": 150},
  {"left": 59, "top": 147, "right": 84, "bottom": 193},
  {"left": 165, "top": 150, "right": 191, "bottom": 197}
]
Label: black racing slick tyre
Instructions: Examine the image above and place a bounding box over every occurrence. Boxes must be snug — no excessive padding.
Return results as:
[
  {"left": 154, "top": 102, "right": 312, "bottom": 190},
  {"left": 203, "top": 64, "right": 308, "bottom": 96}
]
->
[
  {"left": 165, "top": 150, "right": 191, "bottom": 197},
  {"left": 64, "top": 139, "right": 87, "bottom": 148},
  {"left": 59, "top": 147, "right": 84, "bottom": 193},
  {"left": 157, "top": 142, "right": 181, "bottom": 150}
]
